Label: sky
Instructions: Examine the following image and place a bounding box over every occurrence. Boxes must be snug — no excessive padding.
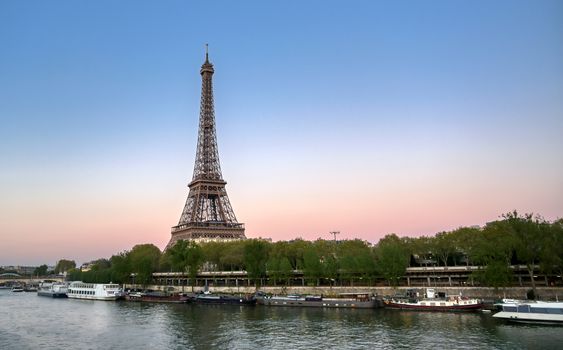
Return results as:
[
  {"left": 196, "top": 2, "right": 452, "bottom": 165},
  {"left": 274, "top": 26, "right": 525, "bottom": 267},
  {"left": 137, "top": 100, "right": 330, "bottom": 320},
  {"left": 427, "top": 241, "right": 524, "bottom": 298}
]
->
[{"left": 1, "top": 0, "right": 562, "bottom": 265}]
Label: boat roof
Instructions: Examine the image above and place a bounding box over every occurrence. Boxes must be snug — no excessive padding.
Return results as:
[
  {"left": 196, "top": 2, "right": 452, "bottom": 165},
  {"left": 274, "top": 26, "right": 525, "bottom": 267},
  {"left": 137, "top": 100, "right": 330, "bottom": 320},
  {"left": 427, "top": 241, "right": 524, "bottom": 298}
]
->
[{"left": 498, "top": 300, "right": 563, "bottom": 308}]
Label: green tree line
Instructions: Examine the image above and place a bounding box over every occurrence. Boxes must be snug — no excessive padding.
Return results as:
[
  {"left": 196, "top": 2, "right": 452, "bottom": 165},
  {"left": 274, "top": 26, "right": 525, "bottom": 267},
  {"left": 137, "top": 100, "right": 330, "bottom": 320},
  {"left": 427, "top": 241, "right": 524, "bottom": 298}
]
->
[{"left": 65, "top": 212, "right": 562, "bottom": 293}]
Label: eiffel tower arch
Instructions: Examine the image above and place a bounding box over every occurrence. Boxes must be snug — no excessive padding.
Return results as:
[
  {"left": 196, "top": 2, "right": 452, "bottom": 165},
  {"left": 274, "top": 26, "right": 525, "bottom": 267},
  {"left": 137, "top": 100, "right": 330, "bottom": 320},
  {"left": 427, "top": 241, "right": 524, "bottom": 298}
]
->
[{"left": 166, "top": 48, "right": 246, "bottom": 249}]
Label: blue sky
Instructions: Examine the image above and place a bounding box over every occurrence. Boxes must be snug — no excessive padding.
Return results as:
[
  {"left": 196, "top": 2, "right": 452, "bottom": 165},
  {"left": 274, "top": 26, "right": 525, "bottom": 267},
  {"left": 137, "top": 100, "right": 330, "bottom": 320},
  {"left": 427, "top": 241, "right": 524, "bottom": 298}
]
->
[{"left": 1, "top": 0, "right": 562, "bottom": 265}]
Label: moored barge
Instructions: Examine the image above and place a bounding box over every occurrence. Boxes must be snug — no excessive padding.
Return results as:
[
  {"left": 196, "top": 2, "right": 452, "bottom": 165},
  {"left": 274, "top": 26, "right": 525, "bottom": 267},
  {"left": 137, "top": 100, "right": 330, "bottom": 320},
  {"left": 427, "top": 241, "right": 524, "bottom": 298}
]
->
[
  {"left": 384, "top": 288, "right": 483, "bottom": 311},
  {"left": 190, "top": 292, "right": 256, "bottom": 305},
  {"left": 37, "top": 281, "right": 68, "bottom": 298},
  {"left": 126, "top": 290, "right": 190, "bottom": 304},
  {"left": 256, "top": 292, "right": 378, "bottom": 309}
]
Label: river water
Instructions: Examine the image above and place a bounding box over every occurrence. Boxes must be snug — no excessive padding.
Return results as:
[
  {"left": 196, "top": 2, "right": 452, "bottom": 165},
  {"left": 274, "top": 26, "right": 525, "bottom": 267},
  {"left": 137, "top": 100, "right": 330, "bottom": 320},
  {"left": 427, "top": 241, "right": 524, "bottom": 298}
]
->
[{"left": 1, "top": 290, "right": 561, "bottom": 349}]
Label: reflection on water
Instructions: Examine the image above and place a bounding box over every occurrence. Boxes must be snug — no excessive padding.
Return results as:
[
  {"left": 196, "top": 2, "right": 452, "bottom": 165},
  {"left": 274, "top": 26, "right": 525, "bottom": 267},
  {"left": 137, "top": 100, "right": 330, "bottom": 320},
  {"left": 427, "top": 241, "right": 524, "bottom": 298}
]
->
[{"left": 1, "top": 291, "right": 561, "bottom": 349}]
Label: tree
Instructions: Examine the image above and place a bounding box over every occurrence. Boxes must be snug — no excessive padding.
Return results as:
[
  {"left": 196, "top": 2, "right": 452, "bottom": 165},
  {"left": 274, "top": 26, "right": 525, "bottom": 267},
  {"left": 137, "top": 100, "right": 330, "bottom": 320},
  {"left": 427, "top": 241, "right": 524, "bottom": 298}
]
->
[
  {"left": 355, "top": 249, "right": 377, "bottom": 285},
  {"left": 110, "top": 252, "right": 131, "bottom": 284},
  {"left": 407, "top": 236, "right": 436, "bottom": 267},
  {"left": 129, "top": 244, "right": 161, "bottom": 286},
  {"left": 541, "top": 219, "right": 563, "bottom": 284},
  {"left": 339, "top": 254, "right": 358, "bottom": 285},
  {"left": 220, "top": 241, "right": 245, "bottom": 271},
  {"left": 337, "top": 240, "right": 376, "bottom": 286},
  {"left": 374, "top": 234, "right": 410, "bottom": 286},
  {"left": 34, "top": 264, "right": 49, "bottom": 277},
  {"left": 54, "top": 259, "right": 76, "bottom": 274},
  {"left": 303, "top": 247, "right": 323, "bottom": 286},
  {"left": 434, "top": 231, "right": 456, "bottom": 266},
  {"left": 244, "top": 239, "right": 270, "bottom": 288},
  {"left": 167, "top": 240, "right": 204, "bottom": 290},
  {"left": 278, "top": 257, "right": 294, "bottom": 285},
  {"left": 168, "top": 240, "right": 193, "bottom": 270},
  {"left": 449, "top": 226, "right": 481, "bottom": 266},
  {"left": 474, "top": 260, "right": 513, "bottom": 289},
  {"left": 185, "top": 242, "right": 204, "bottom": 283},
  {"left": 67, "top": 268, "right": 82, "bottom": 281},
  {"left": 323, "top": 254, "right": 340, "bottom": 286},
  {"left": 266, "top": 256, "right": 281, "bottom": 286},
  {"left": 201, "top": 241, "right": 226, "bottom": 270},
  {"left": 341, "top": 240, "right": 377, "bottom": 285},
  {"left": 504, "top": 211, "right": 548, "bottom": 298},
  {"left": 471, "top": 221, "right": 514, "bottom": 289},
  {"left": 285, "top": 239, "right": 309, "bottom": 270},
  {"left": 90, "top": 258, "right": 111, "bottom": 271}
]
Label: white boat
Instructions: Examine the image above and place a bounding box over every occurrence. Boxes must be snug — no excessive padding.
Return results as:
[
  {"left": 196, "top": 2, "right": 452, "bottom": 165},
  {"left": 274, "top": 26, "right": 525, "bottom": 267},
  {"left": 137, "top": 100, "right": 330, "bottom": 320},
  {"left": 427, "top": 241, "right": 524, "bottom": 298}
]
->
[
  {"left": 37, "top": 281, "right": 68, "bottom": 298},
  {"left": 67, "top": 281, "right": 124, "bottom": 301},
  {"left": 493, "top": 299, "right": 563, "bottom": 324},
  {"left": 11, "top": 286, "right": 24, "bottom": 293}
]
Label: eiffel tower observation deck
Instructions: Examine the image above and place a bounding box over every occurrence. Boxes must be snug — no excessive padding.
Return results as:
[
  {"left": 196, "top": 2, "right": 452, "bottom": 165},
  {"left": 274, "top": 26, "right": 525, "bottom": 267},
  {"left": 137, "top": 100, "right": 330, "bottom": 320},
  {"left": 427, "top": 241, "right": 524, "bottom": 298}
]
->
[{"left": 166, "top": 47, "right": 245, "bottom": 249}]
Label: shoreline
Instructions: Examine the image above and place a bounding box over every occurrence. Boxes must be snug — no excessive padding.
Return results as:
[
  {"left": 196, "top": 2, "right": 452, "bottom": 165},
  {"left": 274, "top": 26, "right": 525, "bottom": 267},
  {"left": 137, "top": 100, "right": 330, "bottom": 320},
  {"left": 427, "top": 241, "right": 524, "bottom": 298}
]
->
[{"left": 123, "top": 285, "right": 563, "bottom": 301}]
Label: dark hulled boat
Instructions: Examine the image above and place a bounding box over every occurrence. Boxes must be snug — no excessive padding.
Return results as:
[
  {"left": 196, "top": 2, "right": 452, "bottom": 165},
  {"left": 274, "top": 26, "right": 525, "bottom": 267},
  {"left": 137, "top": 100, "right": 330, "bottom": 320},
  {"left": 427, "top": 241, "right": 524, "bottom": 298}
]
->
[
  {"left": 126, "top": 291, "right": 190, "bottom": 304},
  {"left": 256, "top": 292, "right": 379, "bottom": 309},
  {"left": 384, "top": 288, "right": 483, "bottom": 312},
  {"left": 190, "top": 292, "right": 256, "bottom": 305}
]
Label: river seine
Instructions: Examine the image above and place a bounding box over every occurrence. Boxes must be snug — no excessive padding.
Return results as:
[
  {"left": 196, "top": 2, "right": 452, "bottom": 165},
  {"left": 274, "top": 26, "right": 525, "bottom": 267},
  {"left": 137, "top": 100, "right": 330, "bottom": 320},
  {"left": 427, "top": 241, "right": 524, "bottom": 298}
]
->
[{"left": 1, "top": 290, "right": 561, "bottom": 349}]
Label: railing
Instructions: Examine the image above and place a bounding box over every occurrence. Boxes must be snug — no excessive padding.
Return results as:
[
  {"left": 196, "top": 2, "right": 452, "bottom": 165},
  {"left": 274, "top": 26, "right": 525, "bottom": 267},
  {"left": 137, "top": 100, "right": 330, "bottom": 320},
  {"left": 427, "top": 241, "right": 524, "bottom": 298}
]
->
[
  {"left": 172, "top": 222, "right": 245, "bottom": 232},
  {"left": 149, "top": 265, "right": 560, "bottom": 288}
]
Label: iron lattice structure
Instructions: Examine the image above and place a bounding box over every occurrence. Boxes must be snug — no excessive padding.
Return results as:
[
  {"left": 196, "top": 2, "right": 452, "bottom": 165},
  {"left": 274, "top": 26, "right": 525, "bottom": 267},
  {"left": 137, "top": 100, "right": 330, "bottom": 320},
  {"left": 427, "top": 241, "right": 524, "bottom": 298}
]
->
[{"left": 166, "top": 49, "right": 245, "bottom": 249}]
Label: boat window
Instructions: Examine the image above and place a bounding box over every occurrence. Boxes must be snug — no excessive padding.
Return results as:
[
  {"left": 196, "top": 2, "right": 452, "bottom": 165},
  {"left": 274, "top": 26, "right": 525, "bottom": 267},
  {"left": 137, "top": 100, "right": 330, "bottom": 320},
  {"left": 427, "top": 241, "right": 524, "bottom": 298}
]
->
[
  {"left": 503, "top": 306, "right": 517, "bottom": 312},
  {"left": 546, "top": 308, "right": 563, "bottom": 314},
  {"left": 517, "top": 305, "right": 530, "bottom": 313}
]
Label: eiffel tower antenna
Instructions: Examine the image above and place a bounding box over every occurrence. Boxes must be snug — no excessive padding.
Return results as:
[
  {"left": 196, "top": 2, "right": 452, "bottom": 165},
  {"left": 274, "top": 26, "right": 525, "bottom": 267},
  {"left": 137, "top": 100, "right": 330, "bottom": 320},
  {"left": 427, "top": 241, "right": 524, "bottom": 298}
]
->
[{"left": 166, "top": 48, "right": 245, "bottom": 248}]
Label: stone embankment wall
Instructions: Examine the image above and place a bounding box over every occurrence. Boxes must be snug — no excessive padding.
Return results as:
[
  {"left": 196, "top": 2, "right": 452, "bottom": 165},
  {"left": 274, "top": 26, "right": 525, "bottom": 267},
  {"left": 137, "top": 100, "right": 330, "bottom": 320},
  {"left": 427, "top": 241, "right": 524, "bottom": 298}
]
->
[{"left": 124, "top": 284, "right": 563, "bottom": 301}]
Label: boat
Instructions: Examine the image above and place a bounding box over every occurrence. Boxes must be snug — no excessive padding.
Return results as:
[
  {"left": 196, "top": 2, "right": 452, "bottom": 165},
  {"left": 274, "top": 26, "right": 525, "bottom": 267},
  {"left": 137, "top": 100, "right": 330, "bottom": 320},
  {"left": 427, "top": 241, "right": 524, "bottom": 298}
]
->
[
  {"left": 493, "top": 299, "right": 563, "bottom": 325},
  {"left": 256, "top": 292, "right": 379, "bottom": 308},
  {"left": 37, "top": 281, "right": 68, "bottom": 298},
  {"left": 67, "top": 281, "right": 124, "bottom": 301},
  {"left": 190, "top": 291, "right": 256, "bottom": 305},
  {"left": 384, "top": 288, "right": 483, "bottom": 311},
  {"left": 11, "top": 286, "right": 24, "bottom": 293},
  {"left": 126, "top": 290, "right": 190, "bottom": 304},
  {"left": 24, "top": 285, "right": 38, "bottom": 292}
]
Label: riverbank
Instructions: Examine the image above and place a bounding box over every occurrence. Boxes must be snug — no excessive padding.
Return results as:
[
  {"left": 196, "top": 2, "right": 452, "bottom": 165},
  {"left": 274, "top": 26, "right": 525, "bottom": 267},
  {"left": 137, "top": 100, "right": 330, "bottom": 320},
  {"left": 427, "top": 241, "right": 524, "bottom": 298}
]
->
[{"left": 123, "top": 285, "right": 563, "bottom": 301}]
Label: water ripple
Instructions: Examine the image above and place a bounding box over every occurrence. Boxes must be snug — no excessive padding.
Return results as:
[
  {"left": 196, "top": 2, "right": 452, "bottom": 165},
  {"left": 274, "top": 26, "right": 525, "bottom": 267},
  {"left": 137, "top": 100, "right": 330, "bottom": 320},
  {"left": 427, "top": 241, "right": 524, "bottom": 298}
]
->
[{"left": 1, "top": 291, "right": 561, "bottom": 349}]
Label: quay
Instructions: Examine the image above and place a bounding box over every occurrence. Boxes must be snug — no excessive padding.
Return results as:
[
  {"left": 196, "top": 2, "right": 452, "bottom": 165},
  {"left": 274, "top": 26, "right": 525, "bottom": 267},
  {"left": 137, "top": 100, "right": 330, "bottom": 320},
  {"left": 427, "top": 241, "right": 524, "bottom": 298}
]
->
[{"left": 120, "top": 265, "right": 563, "bottom": 301}]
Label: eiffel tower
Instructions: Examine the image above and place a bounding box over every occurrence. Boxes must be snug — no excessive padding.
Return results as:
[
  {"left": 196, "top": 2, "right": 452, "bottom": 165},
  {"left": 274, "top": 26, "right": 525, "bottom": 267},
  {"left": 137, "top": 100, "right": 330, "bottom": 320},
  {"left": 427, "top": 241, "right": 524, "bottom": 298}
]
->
[{"left": 166, "top": 47, "right": 245, "bottom": 249}]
